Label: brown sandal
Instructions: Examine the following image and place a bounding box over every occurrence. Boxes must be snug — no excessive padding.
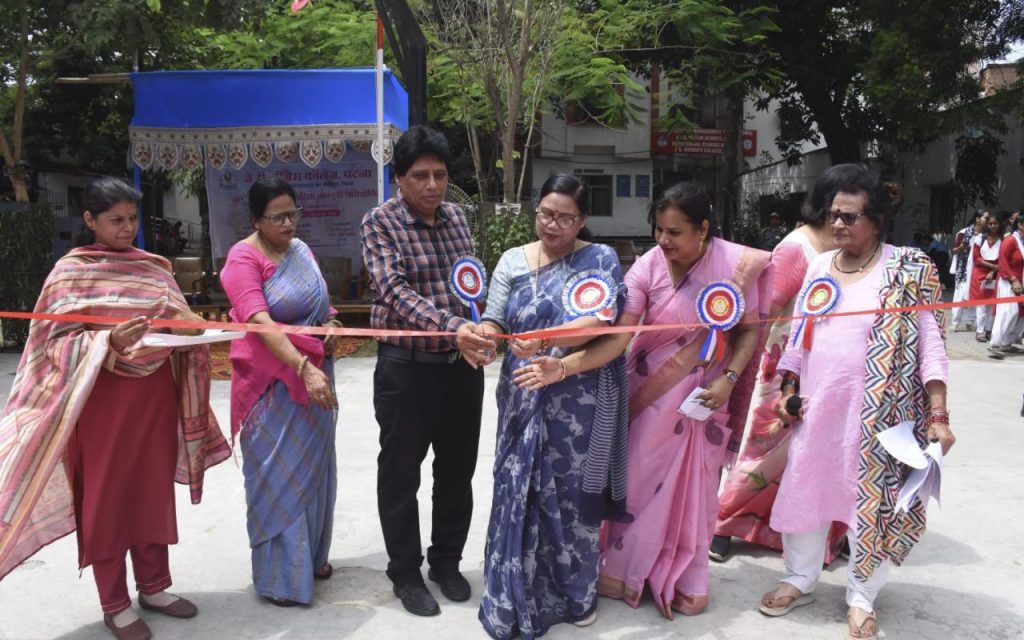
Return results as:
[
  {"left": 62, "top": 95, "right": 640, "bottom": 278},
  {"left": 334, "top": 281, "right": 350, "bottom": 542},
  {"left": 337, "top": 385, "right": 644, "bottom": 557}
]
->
[
  {"left": 847, "top": 607, "right": 877, "bottom": 640},
  {"left": 314, "top": 562, "right": 333, "bottom": 580}
]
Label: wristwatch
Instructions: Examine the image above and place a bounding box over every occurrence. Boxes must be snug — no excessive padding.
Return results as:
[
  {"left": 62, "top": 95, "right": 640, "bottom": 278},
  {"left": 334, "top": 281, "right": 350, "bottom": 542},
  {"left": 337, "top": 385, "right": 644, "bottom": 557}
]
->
[{"left": 723, "top": 369, "right": 739, "bottom": 384}]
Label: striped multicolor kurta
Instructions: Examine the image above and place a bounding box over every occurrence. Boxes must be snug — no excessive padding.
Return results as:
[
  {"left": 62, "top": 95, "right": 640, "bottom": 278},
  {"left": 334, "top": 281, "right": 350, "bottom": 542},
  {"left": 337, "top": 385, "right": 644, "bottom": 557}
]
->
[{"left": 0, "top": 245, "right": 230, "bottom": 580}]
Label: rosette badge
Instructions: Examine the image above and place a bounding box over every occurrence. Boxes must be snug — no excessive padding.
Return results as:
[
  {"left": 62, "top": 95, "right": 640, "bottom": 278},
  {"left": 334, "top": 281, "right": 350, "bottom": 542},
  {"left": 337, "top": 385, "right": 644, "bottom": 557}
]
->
[
  {"left": 449, "top": 256, "right": 487, "bottom": 323},
  {"left": 561, "top": 270, "right": 617, "bottom": 321},
  {"left": 695, "top": 281, "right": 745, "bottom": 363},
  {"left": 794, "top": 275, "right": 841, "bottom": 350}
]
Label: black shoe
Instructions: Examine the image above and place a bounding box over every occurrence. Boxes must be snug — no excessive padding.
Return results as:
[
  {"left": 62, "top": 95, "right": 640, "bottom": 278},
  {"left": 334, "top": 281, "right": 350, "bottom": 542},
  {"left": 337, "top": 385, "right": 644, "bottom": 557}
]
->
[
  {"left": 393, "top": 580, "right": 440, "bottom": 616},
  {"left": 709, "top": 535, "right": 731, "bottom": 563},
  {"left": 428, "top": 567, "right": 471, "bottom": 602}
]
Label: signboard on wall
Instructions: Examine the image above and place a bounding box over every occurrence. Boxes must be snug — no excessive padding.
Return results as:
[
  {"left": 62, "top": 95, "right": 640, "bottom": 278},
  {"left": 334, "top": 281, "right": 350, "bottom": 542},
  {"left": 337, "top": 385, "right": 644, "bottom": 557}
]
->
[
  {"left": 206, "top": 149, "right": 379, "bottom": 271},
  {"left": 652, "top": 128, "right": 726, "bottom": 155}
]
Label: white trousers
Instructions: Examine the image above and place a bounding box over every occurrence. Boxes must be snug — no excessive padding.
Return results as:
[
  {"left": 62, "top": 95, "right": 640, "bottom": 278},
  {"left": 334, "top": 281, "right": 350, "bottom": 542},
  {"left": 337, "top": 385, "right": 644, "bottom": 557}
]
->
[
  {"left": 951, "top": 279, "right": 975, "bottom": 327},
  {"left": 975, "top": 298, "right": 995, "bottom": 332},
  {"left": 990, "top": 279, "right": 1024, "bottom": 347},
  {"left": 781, "top": 523, "right": 891, "bottom": 613}
]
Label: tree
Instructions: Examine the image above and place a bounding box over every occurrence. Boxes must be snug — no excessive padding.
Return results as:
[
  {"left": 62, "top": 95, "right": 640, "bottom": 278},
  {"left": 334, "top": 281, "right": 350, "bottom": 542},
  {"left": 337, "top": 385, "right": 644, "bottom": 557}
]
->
[
  {"left": 1, "top": 0, "right": 261, "bottom": 201},
  {"left": 750, "top": 0, "right": 1024, "bottom": 166}
]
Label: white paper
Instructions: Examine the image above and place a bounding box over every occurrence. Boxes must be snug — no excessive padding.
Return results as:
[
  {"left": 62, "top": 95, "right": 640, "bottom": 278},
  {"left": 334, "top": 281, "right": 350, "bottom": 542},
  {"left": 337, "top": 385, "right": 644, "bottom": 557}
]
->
[
  {"left": 677, "top": 387, "right": 713, "bottom": 421},
  {"left": 877, "top": 421, "right": 943, "bottom": 512},
  {"left": 141, "top": 329, "right": 245, "bottom": 348}
]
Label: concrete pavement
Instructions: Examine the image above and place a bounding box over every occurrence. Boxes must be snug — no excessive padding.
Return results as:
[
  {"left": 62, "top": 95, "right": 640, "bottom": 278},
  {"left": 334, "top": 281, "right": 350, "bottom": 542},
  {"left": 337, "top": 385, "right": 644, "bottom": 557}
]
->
[{"left": 0, "top": 329, "right": 1022, "bottom": 639}]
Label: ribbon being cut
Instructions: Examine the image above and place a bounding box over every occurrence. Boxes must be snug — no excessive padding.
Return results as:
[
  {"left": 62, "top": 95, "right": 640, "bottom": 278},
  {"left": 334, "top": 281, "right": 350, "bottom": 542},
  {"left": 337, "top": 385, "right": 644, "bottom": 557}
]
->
[
  {"left": 695, "top": 280, "right": 745, "bottom": 363},
  {"left": 793, "top": 275, "right": 842, "bottom": 350},
  {"left": 449, "top": 256, "right": 487, "bottom": 323}
]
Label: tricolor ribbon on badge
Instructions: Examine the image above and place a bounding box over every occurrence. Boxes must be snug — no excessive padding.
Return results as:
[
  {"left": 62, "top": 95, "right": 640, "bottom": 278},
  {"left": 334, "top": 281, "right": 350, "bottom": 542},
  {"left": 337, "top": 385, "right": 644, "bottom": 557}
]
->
[
  {"left": 793, "top": 275, "right": 841, "bottom": 350},
  {"left": 449, "top": 256, "right": 487, "bottom": 323},
  {"left": 695, "top": 280, "right": 744, "bottom": 364},
  {"left": 561, "top": 270, "right": 616, "bottom": 321}
]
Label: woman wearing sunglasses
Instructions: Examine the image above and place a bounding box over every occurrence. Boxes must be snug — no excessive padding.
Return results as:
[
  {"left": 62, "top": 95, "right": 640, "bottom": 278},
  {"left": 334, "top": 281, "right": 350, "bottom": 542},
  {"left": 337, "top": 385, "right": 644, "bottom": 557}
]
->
[
  {"left": 220, "top": 177, "right": 342, "bottom": 607},
  {"left": 759, "top": 165, "right": 953, "bottom": 640}
]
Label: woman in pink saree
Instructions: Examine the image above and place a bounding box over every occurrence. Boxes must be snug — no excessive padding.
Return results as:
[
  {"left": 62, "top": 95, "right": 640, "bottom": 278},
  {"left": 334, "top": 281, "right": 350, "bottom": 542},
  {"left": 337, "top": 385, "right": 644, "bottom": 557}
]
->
[
  {"left": 713, "top": 166, "right": 856, "bottom": 563},
  {"left": 517, "top": 182, "right": 770, "bottom": 619}
]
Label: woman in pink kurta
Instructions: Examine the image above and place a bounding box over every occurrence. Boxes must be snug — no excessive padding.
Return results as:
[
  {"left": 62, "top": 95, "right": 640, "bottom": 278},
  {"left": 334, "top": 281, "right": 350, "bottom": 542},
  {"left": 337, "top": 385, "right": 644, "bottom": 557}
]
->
[
  {"left": 714, "top": 217, "right": 844, "bottom": 560},
  {"left": 759, "top": 165, "right": 954, "bottom": 640},
  {"left": 515, "top": 182, "right": 771, "bottom": 620}
]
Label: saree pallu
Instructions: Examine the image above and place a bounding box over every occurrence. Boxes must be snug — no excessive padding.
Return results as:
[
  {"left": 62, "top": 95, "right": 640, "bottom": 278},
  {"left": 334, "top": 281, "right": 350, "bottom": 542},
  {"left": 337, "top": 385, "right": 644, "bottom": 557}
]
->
[
  {"left": 0, "top": 245, "right": 229, "bottom": 580},
  {"left": 715, "top": 235, "right": 847, "bottom": 561},
  {"left": 853, "top": 248, "right": 944, "bottom": 580},
  {"left": 479, "top": 243, "right": 629, "bottom": 640},
  {"left": 597, "top": 239, "right": 770, "bottom": 618},
  {"left": 233, "top": 242, "right": 338, "bottom": 604}
]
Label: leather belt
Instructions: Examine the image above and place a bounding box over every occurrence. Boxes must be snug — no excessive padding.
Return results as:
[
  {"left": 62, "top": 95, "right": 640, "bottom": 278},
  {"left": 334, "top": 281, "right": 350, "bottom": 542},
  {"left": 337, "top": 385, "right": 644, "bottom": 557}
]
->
[{"left": 378, "top": 343, "right": 462, "bottom": 365}]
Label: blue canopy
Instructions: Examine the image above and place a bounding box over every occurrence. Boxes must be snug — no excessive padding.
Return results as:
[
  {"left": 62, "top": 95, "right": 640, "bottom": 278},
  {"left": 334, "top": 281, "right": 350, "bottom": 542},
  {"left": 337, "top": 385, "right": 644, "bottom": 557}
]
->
[{"left": 129, "top": 68, "right": 408, "bottom": 171}]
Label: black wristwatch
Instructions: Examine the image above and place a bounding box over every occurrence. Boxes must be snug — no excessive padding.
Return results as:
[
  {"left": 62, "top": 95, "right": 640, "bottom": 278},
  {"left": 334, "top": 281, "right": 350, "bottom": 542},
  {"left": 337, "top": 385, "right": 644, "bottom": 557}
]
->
[{"left": 723, "top": 369, "right": 739, "bottom": 384}]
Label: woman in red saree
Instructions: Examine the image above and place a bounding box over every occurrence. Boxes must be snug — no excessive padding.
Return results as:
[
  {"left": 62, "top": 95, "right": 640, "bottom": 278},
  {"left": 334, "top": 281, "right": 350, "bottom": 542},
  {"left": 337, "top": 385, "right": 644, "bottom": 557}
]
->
[
  {"left": 0, "top": 178, "right": 230, "bottom": 640},
  {"left": 518, "top": 182, "right": 771, "bottom": 619}
]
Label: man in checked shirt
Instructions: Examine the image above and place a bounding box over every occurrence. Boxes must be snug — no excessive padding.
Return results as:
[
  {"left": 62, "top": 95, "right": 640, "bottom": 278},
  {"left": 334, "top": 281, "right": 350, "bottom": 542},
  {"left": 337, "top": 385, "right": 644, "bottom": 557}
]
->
[{"left": 361, "top": 125, "right": 497, "bottom": 617}]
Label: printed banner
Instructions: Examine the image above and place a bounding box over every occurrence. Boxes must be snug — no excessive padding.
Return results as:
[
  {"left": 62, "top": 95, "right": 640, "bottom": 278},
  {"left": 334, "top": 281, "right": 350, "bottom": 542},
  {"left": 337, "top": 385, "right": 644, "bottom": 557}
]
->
[{"left": 205, "top": 147, "right": 380, "bottom": 271}]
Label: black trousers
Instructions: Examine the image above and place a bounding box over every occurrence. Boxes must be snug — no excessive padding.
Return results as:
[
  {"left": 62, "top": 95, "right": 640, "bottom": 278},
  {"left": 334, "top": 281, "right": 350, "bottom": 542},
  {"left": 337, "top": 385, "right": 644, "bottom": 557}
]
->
[{"left": 373, "top": 354, "right": 484, "bottom": 585}]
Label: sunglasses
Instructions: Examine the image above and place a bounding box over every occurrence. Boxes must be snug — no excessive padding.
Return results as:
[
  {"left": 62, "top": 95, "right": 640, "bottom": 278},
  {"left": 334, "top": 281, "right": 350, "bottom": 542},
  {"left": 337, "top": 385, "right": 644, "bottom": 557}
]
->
[{"left": 828, "top": 211, "right": 867, "bottom": 226}]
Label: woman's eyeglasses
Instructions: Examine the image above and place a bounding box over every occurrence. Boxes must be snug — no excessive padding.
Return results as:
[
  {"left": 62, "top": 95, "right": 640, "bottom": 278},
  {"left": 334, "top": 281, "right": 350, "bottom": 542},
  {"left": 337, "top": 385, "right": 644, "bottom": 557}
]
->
[
  {"left": 536, "top": 206, "right": 580, "bottom": 229},
  {"left": 828, "top": 210, "right": 866, "bottom": 226},
  {"left": 263, "top": 208, "right": 304, "bottom": 226}
]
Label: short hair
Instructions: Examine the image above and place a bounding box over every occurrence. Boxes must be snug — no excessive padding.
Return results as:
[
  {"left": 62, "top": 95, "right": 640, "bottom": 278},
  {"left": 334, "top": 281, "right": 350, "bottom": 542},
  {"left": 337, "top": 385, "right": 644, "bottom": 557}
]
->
[
  {"left": 648, "top": 181, "right": 718, "bottom": 237},
  {"left": 83, "top": 177, "right": 142, "bottom": 215},
  {"left": 807, "top": 163, "right": 891, "bottom": 230},
  {"left": 247, "top": 177, "right": 296, "bottom": 224},
  {"left": 393, "top": 125, "right": 450, "bottom": 177}
]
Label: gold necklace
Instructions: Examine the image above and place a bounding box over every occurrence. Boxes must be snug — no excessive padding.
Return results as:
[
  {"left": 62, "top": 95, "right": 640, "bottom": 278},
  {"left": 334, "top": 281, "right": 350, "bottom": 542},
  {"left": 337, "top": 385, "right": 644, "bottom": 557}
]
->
[
  {"left": 531, "top": 240, "right": 578, "bottom": 298},
  {"left": 833, "top": 241, "right": 880, "bottom": 274}
]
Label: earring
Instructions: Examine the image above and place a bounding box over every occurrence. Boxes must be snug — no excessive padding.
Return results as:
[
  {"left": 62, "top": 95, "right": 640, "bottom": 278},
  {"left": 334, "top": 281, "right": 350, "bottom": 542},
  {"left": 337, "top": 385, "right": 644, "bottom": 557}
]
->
[{"left": 699, "top": 235, "right": 706, "bottom": 253}]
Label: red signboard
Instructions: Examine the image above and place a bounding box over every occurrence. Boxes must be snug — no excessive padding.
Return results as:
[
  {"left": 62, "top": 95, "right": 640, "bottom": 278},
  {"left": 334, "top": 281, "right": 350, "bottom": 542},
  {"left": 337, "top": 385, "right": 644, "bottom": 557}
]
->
[
  {"left": 742, "top": 129, "right": 757, "bottom": 157},
  {"left": 652, "top": 128, "right": 726, "bottom": 155}
]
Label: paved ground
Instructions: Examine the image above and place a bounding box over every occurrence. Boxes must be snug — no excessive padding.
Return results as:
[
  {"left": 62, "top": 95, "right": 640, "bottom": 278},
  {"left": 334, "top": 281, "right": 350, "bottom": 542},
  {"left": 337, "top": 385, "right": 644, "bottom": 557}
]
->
[{"left": 0, "top": 327, "right": 1022, "bottom": 640}]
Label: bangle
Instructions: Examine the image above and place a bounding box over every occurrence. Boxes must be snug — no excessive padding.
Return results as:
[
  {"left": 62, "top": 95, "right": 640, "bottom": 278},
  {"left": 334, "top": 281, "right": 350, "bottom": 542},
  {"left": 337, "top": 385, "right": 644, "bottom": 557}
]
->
[
  {"left": 925, "top": 411, "right": 949, "bottom": 427},
  {"left": 296, "top": 355, "right": 309, "bottom": 377},
  {"left": 557, "top": 358, "right": 567, "bottom": 382}
]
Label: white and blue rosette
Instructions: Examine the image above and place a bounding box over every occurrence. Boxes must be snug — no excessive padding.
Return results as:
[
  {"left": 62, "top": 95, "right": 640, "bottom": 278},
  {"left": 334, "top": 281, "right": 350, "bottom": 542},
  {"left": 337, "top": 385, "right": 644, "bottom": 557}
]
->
[
  {"left": 695, "top": 280, "right": 745, "bottom": 363},
  {"left": 561, "top": 269, "right": 617, "bottom": 321},
  {"left": 793, "top": 274, "right": 841, "bottom": 350},
  {"left": 449, "top": 256, "right": 487, "bottom": 323}
]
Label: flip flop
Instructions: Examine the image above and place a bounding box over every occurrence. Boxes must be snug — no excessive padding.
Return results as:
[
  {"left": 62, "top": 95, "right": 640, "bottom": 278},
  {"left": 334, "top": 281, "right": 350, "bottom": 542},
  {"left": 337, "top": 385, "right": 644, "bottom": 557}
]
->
[
  {"left": 758, "top": 587, "right": 815, "bottom": 617},
  {"left": 847, "top": 607, "right": 877, "bottom": 640}
]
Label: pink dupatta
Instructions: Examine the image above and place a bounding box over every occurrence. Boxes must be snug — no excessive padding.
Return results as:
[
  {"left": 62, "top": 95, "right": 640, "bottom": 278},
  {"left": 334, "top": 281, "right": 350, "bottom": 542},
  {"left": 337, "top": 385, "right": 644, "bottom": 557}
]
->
[{"left": 0, "top": 246, "right": 230, "bottom": 580}]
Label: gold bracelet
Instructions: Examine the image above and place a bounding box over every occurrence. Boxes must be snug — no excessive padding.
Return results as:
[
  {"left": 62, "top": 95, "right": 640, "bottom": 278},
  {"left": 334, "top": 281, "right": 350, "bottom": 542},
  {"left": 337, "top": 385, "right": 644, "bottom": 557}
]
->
[
  {"left": 296, "top": 355, "right": 309, "bottom": 377},
  {"left": 540, "top": 337, "right": 551, "bottom": 351},
  {"left": 557, "top": 358, "right": 567, "bottom": 382}
]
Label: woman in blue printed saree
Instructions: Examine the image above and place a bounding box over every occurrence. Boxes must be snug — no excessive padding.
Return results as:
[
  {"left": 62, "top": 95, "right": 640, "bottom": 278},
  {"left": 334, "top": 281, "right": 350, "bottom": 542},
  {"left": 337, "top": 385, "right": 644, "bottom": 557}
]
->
[
  {"left": 478, "top": 175, "right": 630, "bottom": 639},
  {"left": 220, "top": 178, "right": 341, "bottom": 607}
]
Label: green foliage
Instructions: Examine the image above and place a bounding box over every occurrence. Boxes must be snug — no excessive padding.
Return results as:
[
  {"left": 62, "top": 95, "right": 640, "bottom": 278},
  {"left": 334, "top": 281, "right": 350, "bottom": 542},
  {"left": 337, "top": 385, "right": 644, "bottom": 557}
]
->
[
  {"left": 194, "top": 1, "right": 378, "bottom": 69},
  {"left": 749, "top": 0, "right": 1023, "bottom": 163},
  {"left": 954, "top": 129, "right": 1005, "bottom": 212},
  {"left": 478, "top": 207, "right": 534, "bottom": 274},
  {"left": 0, "top": 204, "right": 55, "bottom": 347}
]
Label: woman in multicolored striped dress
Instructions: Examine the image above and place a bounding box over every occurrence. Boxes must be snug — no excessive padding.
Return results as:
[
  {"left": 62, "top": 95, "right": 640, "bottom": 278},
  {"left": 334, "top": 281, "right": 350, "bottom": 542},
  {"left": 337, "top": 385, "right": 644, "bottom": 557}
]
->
[
  {"left": 0, "top": 177, "right": 229, "bottom": 640},
  {"left": 759, "top": 165, "right": 954, "bottom": 640}
]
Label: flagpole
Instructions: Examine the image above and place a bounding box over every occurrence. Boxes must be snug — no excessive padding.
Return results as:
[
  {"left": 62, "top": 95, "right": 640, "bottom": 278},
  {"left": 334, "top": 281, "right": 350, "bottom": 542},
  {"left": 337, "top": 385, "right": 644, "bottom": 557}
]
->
[{"left": 376, "top": 14, "right": 385, "bottom": 205}]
